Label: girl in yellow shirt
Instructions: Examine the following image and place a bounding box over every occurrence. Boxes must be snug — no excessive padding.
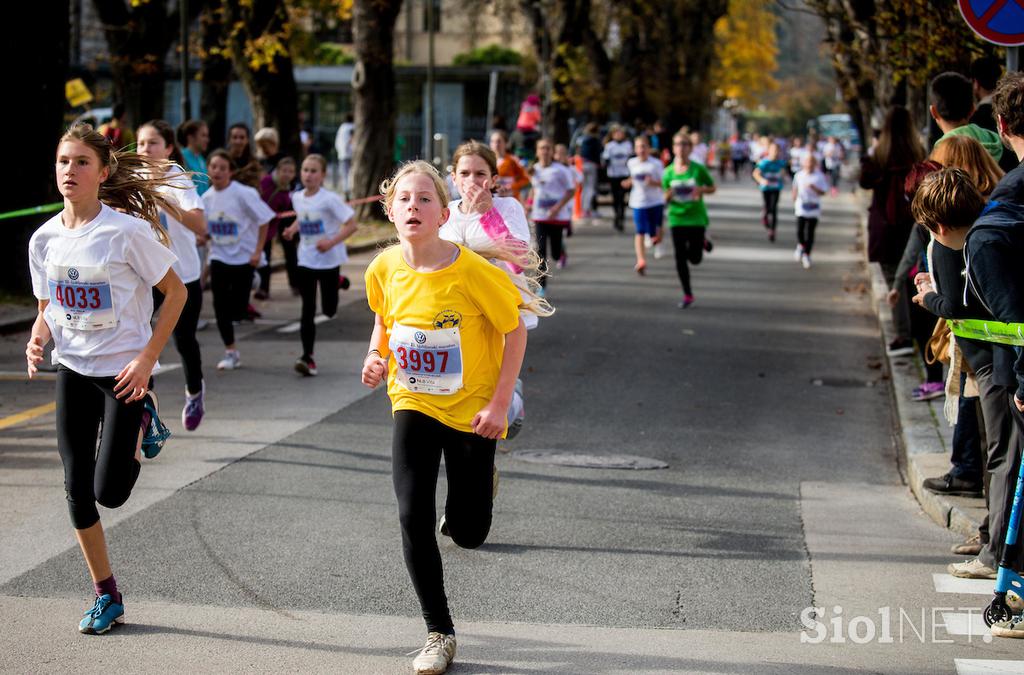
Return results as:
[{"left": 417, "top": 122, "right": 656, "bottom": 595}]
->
[{"left": 361, "top": 161, "right": 527, "bottom": 675}]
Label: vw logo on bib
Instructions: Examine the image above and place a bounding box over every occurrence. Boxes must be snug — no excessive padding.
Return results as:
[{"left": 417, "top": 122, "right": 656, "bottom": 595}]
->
[
  {"left": 414, "top": 331, "right": 427, "bottom": 344},
  {"left": 68, "top": 268, "right": 80, "bottom": 281}
]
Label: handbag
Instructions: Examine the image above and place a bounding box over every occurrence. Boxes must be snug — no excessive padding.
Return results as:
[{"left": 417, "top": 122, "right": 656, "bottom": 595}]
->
[{"left": 925, "top": 317, "right": 951, "bottom": 365}]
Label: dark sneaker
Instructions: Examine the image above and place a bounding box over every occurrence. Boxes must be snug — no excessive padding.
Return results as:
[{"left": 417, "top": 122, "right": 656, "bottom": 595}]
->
[
  {"left": 79, "top": 593, "right": 124, "bottom": 635},
  {"left": 181, "top": 383, "right": 205, "bottom": 432},
  {"left": 678, "top": 294, "right": 695, "bottom": 309},
  {"left": 887, "top": 337, "right": 914, "bottom": 356},
  {"left": 140, "top": 391, "right": 171, "bottom": 459},
  {"left": 923, "top": 473, "right": 982, "bottom": 497},
  {"left": 703, "top": 237, "right": 714, "bottom": 253},
  {"left": 294, "top": 355, "right": 318, "bottom": 377},
  {"left": 338, "top": 274, "right": 351, "bottom": 290}
]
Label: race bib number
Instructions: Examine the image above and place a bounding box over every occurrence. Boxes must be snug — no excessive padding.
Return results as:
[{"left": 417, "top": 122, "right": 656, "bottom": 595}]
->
[
  {"left": 208, "top": 213, "right": 240, "bottom": 245},
  {"left": 46, "top": 264, "right": 116, "bottom": 331},
  {"left": 802, "top": 200, "right": 820, "bottom": 211},
  {"left": 298, "top": 213, "right": 326, "bottom": 247},
  {"left": 537, "top": 196, "right": 559, "bottom": 210},
  {"left": 634, "top": 173, "right": 649, "bottom": 182},
  {"left": 763, "top": 171, "right": 781, "bottom": 187},
  {"left": 389, "top": 323, "right": 463, "bottom": 395},
  {"left": 671, "top": 179, "right": 696, "bottom": 202}
]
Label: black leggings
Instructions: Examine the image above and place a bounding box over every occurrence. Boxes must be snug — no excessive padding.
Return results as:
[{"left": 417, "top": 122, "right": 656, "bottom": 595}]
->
[
  {"left": 392, "top": 410, "right": 496, "bottom": 635},
  {"left": 297, "top": 265, "right": 340, "bottom": 358},
  {"left": 670, "top": 226, "right": 705, "bottom": 296},
  {"left": 57, "top": 366, "right": 143, "bottom": 529},
  {"left": 154, "top": 279, "right": 204, "bottom": 394},
  {"left": 762, "top": 190, "right": 780, "bottom": 232},
  {"left": 609, "top": 179, "right": 627, "bottom": 229},
  {"left": 535, "top": 222, "right": 566, "bottom": 288},
  {"left": 210, "top": 260, "right": 254, "bottom": 347},
  {"left": 797, "top": 217, "right": 818, "bottom": 254}
]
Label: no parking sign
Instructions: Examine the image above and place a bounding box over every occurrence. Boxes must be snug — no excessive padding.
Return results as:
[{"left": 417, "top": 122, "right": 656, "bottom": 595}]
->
[{"left": 958, "top": 0, "right": 1024, "bottom": 46}]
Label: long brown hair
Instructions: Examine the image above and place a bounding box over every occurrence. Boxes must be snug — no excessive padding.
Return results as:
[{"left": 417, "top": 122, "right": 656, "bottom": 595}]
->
[
  {"left": 929, "top": 135, "right": 1004, "bottom": 197},
  {"left": 138, "top": 119, "right": 186, "bottom": 166},
  {"left": 874, "top": 106, "right": 926, "bottom": 170},
  {"left": 451, "top": 140, "right": 499, "bottom": 178},
  {"left": 59, "top": 124, "right": 180, "bottom": 245}
]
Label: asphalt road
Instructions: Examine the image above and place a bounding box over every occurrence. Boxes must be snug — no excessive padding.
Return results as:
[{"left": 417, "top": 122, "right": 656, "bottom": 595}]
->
[{"left": 1, "top": 180, "right": 1020, "bottom": 673}]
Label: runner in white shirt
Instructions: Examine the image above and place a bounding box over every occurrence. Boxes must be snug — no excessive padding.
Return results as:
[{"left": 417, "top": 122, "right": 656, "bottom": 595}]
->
[
  {"left": 791, "top": 153, "right": 829, "bottom": 268},
  {"left": 530, "top": 139, "right": 576, "bottom": 295},
  {"left": 282, "top": 154, "right": 358, "bottom": 376},
  {"left": 553, "top": 143, "right": 580, "bottom": 268},
  {"left": 602, "top": 125, "right": 633, "bottom": 231},
  {"left": 202, "top": 149, "right": 275, "bottom": 371},
  {"left": 136, "top": 120, "right": 209, "bottom": 431},
  {"left": 623, "top": 135, "right": 665, "bottom": 275},
  {"left": 26, "top": 124, "right": 185, "bottom": 635},
  {"left": 689, "top": 131, "right": 709, "bottom": 165}
]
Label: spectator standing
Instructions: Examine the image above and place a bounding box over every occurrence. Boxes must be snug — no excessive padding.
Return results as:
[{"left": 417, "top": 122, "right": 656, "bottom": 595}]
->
[
  {"left": 227, "top": 123, "right": 261, "bottom": 188},
  {"left": 334, "top": 114, "right": 355, "bottom": 198},
  {"left": 178, "top": 119, "right": 211, "bottom": 195},
  {"left": 97, "top": 103, "right": 135, "bottom": 150}
]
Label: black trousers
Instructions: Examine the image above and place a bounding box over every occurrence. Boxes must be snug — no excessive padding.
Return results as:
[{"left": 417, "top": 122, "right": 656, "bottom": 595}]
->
[
  {"left": 609, "top": 179, "right": 627, "bottom": 230},
  {"left": 670, "top": 226, "right": 705, "bottom": 296},
  {"left": 210, "top": 260, "right": 253, "bottom": 347},
  {"left": 796, "top": 217, "right": 818, "bottom": 254},
  {"left": 56, "top": 366, "right": 143, "bottom": 529},
  {"left": 762, "top": 190, "right": 780, "bottom": 232},
  {"left": 535, "top": 222, "right": 566, "bottom": 288},
  {"left": 297, "top": 265, "right": 340, "bottom": 358},
  {"left": 392, "top": 410, "right": 495, "bottom": 635},
  {"left": 154, "top": 279, "right": 204, "bottom": 394}
]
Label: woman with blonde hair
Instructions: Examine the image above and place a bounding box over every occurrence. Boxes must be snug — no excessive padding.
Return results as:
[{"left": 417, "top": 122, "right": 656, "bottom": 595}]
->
[{"left": 930, "top": 135, "right": 1004, "bottom": 197}]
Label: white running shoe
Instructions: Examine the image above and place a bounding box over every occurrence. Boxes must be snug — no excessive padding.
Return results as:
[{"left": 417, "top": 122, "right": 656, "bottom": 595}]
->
[
  {"left": 643, "top": 233, "right": 652, "bottom": 249},
  {"left": 412, "top": 632, "right": 457, "bottom": 674},
  {"left": 793, "top": 244, "right": 803, "bottom": 262},
  {"left": 216, "top": 350, "right": 241, "bottom": 371},
  {"left": 801, "top": 253, "right": 812, "bottom": 269},
  {"left": 653, "top": 241, "right": 665, "bottom": 259}
]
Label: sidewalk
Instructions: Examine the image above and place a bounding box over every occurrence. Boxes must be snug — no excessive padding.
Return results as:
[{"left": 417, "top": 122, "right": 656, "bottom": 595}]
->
[{"left": 862, "top": 199, "right": 985, "bottom": 539}]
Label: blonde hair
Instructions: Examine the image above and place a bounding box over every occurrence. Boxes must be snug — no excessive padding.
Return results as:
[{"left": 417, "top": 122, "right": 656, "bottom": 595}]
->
[
  {"left": 59, "top": 124, "right": 180, "bottom": 246},
  {"left": 911, "top": 167, "right": 986, "bottom": 233},
  {"left": 929, "top": 135, "right": 1004, "bottom": 196},
  {"left": 303, "top": 153, "right": 328, "bottom": 172},
  {"left": 379, "top": 160, "right": 450, "bottom": 211}
]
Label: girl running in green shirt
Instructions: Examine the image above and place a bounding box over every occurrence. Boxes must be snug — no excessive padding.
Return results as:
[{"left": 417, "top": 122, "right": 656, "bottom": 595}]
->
[{"left": 662, "top": 133, "right": 716, "bottom": 308}]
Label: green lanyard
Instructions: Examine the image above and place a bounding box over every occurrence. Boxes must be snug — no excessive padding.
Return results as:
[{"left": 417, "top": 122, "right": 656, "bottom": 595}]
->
[{"left": 948, "top": 319, "right": 1024, "bottom": 347}]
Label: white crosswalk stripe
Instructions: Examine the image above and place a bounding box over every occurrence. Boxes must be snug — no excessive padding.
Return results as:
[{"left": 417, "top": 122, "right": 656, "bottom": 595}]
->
[{"left": 276, "top": 314, "right": 331, "bottom": 334}]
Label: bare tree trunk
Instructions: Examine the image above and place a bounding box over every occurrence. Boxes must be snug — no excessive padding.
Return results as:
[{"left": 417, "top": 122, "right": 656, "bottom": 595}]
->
[
  {"left": 4, "top": 0, "right": 69, "bottom": 293},
  {"left": 222, "top": 0, "right": 302, "bottom": 160},
  {"left": 351, "top": 0, "right": 403, "bottom": 217},
  {"left": 199, "top": 2, "right": 231, "bottom": 149}
]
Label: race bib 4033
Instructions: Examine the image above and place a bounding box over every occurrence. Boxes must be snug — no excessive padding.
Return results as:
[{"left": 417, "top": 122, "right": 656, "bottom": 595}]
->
[
  {"left": 389, "top": 323, "right": 463, "bottom": 395},
  {"left": 46, "top": 264, "right": 116, "bottom": 330}
]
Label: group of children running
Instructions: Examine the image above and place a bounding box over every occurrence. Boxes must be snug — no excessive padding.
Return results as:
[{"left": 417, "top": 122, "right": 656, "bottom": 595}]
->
[{"left": 25, "top": 123, "right": 550, "bottom": 674}]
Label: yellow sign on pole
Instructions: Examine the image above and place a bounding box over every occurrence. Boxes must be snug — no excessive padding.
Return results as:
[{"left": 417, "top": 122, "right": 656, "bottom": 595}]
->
[{"left": 65, "top": 79, "right": 93, "bottom": 107}]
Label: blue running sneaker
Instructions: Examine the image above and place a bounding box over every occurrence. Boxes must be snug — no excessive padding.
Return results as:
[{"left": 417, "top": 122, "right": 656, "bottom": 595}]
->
[
  {"left": 79, "top": 594, "right": 124, "bottom": 634},
  {"left": 141, "top": 391, "right": 171, "bottom": 459}
]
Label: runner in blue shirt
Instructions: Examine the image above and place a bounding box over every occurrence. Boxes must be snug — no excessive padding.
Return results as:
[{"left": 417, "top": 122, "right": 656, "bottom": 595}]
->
[{"left": 753, "top": 142, "right": 787, "bottom": 242}]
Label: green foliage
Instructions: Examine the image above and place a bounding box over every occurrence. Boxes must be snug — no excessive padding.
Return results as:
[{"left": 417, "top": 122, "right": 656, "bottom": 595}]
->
[
  {"left": 309, "top": 41, "right": 355, "bottom": 65},
  {"left": 451, "top": 44, "right": 524, "bottom": 67}
]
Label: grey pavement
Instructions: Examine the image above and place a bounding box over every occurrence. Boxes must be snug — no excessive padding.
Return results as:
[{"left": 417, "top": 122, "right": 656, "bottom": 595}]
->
[{"left": 1, "top": 180, "right": 1022, "bottom": 673}]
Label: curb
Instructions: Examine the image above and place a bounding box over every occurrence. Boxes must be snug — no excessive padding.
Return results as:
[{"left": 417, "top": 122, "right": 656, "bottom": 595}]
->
[
  {"left": 860, "top": 193, "right": 983, "bottom": 538},
  {"left": 0, "top": 233, "right": 397, "bottom": 337}
]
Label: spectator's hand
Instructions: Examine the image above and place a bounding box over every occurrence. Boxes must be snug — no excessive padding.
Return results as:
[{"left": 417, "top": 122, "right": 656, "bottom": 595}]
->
[
  {"left": 316, "top": 238, "right": 334, "bottom": 253},
  {"left": 282, "top": 223, "right": 299, "bottom": 241},
  {"left": 361, "top": 354, "right": 386, "bottom": 388},
  {"left": 886, "top": 289, "right": 899, "bottom": 307}
]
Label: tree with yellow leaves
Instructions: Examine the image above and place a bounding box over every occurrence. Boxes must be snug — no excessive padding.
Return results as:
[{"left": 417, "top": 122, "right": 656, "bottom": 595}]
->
[{"left": 711, "top": 0, "right": 779, "bottom": 109}]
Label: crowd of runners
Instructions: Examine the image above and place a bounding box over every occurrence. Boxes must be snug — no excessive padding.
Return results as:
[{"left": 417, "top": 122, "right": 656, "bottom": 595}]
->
[{"left": 29, "top": 58, "right": 1024, "bottom": 671}]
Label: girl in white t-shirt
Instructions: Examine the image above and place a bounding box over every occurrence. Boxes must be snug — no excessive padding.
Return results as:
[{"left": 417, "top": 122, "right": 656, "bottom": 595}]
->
[
  {"left": 441, "top": 141, "right": 553, "bottom": 441},
  {"left": 202, "top": 149, "right": 275, "bottom": 371},
  {"left": 529, "top": 138, "right": 576, "bottom": 295},
  {"left": 622, "top": 135, "right": 665, "bottom": 275},
  {"left": 136, "top": 120, "right": 208, "bottom": 430},
  {"left": 602, "top": 126, "right": 633, "bottom": 231},
  {"left": 791, "top": 153, "right": 829, "bottom": 269},
  {"left": 282, "top": 154, "right": 358, "bottom": 376},
  {"left": 26, "top": 124, "right": 186, "bottom": 635}
]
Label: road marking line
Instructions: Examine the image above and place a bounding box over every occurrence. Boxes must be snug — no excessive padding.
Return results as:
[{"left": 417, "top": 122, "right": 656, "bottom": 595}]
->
[
  {"left": 941, "top": 611, "right": 990, "bottom": 637},
  {"left": 277, "top": 314, "right": 331, "bottom": 334},
  {"left": 0, "top": 402, "right": 56, "bottom": 430},
  {"left": 934, "top": 574, "right": 995, "bottom": 595},
  {"left": 956, "top": 659, "right": 1024, "bottom": 674}
]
